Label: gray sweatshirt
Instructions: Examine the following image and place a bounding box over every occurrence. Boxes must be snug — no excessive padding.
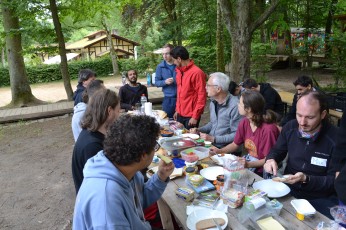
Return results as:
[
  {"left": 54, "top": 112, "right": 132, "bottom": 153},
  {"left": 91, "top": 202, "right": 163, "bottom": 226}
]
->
[{"left": 199, "top": 93, "right": 242, "bottom": 148}]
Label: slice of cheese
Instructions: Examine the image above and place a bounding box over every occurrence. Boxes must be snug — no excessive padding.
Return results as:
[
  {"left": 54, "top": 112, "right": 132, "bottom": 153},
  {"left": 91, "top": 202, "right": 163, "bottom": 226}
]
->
[
  {"left": 256, "top": 216, "right": 285, "bottom": 230},
  {"left": 157, "top": 154, "right": 172, "bottom": 164}
]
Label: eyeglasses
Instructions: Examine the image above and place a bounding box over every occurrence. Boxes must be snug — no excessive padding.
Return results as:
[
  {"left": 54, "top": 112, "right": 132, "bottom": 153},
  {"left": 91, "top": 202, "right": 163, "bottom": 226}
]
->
[
  {"left": 154, "top": 141, "right": 161, "bottom": 152},
  {"left": 206, "top": 84, "right": 218, "bottom": 88}
]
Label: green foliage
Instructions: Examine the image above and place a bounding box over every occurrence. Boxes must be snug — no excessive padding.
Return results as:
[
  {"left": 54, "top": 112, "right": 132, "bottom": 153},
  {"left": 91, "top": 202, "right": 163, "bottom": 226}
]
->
[
  {"left": 118, "top": 56, "right": 159, "bottom": 78},
  {"left": 328, "top": 30, "right": 346, "bottom": 87},
  {"left": 189, "top": 46, "right": 217, "bottom": 74},
  {"left": 250, "top": 43, "right": 275, "bottom": 82},
  {"left": 0, "top": 57, "right": 114, "bottom": 87}
]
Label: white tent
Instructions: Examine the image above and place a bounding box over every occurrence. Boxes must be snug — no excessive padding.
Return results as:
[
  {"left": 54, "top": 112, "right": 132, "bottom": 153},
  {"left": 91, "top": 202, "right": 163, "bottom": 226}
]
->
[{"left": 43, "top": 53, "right": 80, "bottom": 64}]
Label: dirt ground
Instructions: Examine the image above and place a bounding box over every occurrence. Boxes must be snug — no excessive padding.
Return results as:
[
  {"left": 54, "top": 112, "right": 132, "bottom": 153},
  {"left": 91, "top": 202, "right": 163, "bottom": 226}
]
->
[{"left": 0, "top": 68, "right": 336, "bottom": 229}]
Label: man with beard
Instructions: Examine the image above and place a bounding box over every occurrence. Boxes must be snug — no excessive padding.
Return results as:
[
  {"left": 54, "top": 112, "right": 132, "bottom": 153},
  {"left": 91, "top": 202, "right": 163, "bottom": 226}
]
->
[
  {"left": 155, "top": 44, "right": 177, "bottom": 118},
  {"left": 119, "top": 69, "right": 148, "bottom": 111},
  {"left": 170, "top": 46, "right": 207, "bottom": 129},
  {"left": 264, "top": 91, "right": 338, "bottom": 219}
]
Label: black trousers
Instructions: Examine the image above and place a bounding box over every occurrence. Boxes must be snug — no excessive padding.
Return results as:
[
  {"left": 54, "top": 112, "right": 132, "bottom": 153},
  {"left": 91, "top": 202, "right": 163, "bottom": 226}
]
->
[{"left": 176, "top": 114, "right": 200, "bottom": 130}]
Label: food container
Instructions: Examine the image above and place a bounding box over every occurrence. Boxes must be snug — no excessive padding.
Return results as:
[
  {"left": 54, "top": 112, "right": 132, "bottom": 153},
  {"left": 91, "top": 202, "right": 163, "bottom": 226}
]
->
[
  {"left": 188, "top": 174, "right": 205, "bottom": 187},
  {"left": 180, "top": 147, "right": 209, "bottom": 160},
  {"left": 175, "top": 187, "right": 195, "bottom": 202},
  {"left": 291, "top": 199, "right": 316, "bottom": 220},
  {"left": 204, "top": 141, "right": 212, "bottom": 147},
  {"left": 183, "top": 166, "right": 198, "bottom": 176},
  {"left": 266, "top": 199, "right": 283, "bottom": 215}
]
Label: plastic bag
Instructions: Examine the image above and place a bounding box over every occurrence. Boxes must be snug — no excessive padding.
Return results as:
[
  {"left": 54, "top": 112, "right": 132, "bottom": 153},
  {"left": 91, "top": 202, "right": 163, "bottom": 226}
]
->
[{"left": 220, "top": 156, "right": 249, "bottom": 208}]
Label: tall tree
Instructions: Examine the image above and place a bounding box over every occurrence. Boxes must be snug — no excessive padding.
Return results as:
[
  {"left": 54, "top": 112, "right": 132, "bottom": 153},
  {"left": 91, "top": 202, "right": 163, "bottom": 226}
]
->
[
  {"left": 216, "top": 0, "right": 225, "bottom": 72},
  {"left": 1, "top": 0, "right": 41, "bottom": 107},
  {"left": 49, "top": 0, "right": 73, "bottom": 100},
  {"left": 219, "top": 0, "right": 280, "bottom": 82},
  {"left": 102, "top": 20, "right": 120, "bottom": 76}
]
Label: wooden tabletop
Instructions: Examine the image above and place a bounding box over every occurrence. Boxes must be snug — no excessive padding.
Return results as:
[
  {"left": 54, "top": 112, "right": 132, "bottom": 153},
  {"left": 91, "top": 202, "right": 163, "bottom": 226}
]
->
[
  {"left": 278, "top": 91, "right": 343, "bottom": 119},
  {"left": 158, "top": 158, "right": 330, "bottom": 230}
]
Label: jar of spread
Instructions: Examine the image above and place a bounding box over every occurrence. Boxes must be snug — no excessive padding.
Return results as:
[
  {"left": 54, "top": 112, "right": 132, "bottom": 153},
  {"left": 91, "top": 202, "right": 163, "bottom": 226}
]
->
[
  {"left": 184, "top": 166, "right": 198, "bottom": 176},
  {"left": 213, "top": 174, "right": 224, "bottom": 194}
]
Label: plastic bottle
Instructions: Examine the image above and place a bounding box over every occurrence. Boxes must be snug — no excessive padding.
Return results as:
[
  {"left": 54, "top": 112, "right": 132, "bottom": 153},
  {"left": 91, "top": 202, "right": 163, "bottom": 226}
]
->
[
  {"left": 146, "top": 73, "right": 151, "bottom": 86},
  {"left": 140, "top": 94, "right": 147, "bottom": 113}
]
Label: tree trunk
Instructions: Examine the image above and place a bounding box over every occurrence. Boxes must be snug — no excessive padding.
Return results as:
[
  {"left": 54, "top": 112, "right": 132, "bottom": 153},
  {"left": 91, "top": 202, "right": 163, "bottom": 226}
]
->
[
  {"left": 1, "top": 0, "right": 42, "bottom": 107},
  {"left": 104, "top": 26, "right": 119, "bottom": 76},
  {"left": 49, "top": 0, "right": 73, "bottom": 101},
  {"left": 216, "top": 0, "right": 225, "bottom": 72},
  {"left": 325, "top": 0, "right": 338, "bottom": 58},
  {"left": 219, "top": 0, "right": 279, "bottom": 82}
]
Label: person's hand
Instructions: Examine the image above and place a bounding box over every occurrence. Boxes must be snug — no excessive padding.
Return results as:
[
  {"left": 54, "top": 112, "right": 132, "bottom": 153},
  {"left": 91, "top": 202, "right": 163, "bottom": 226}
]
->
[
  {"left": 157, "top": 160, "right": 175, "bottom": 182},
  {"left": 238, "top": 157, "right": 246, "bottom": 168},
  {"left": 190, "top": 128, "right": 198, "bottom": 134},
  {"left": 209, "top": 146, "right": 220, "bottom": 155},
  {"left": 284, "top": 172, "right": 306, "bottom": 184},
  {"left": 165, "top": 78, "right": 174, "bottom": 85},
  {"left": 173, "top": 112, "right": 178, "bottom": 121},
  {"left": 263, "top": 159, "right": 278, "bottom": 176},
  {"left": 200, "top": 133, "right": 214, "bottom": 142},
  {"left": 188, "top": 118, "right": 198, "bottom": 127}
]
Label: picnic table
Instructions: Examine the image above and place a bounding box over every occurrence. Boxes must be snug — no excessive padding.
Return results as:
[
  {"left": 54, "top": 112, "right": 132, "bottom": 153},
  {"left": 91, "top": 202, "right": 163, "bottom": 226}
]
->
[{"left": 154, "top": 157, "right": 331, "bottom": 230}]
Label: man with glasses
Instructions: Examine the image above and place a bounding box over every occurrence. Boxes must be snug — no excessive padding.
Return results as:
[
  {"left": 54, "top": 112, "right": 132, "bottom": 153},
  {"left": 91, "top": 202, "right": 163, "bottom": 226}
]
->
[
  {"left": 170, "top": 46, "right": 207, "bottom": 129},
  {"left": 190, "top": 72, "right": 242, "bottom": 152},
  {"left": 73, "top": 115, "right": 174, "bottom": 229},
  {"left": 155, "top": 44, "right": 177, "bottom": 118}
]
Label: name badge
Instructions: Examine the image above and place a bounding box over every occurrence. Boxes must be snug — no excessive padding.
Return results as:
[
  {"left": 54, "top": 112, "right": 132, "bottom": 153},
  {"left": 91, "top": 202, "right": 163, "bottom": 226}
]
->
[{"left": 311, "top": 157, "right": 327, "bottom": 167}]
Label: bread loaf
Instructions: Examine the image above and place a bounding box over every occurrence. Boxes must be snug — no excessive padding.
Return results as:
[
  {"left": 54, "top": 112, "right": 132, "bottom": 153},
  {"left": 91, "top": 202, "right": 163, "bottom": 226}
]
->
[{"left": 195, "top": 218, "right": 225, "bottom": 230}]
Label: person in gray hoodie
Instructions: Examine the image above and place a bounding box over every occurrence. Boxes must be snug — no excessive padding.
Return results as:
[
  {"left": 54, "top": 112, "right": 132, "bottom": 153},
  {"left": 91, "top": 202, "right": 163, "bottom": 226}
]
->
[
  {"left": 190, "top": 72, "right": 242, "bottom": 150},
  {"left": 73, "top": 115, "right": 174, "bottom": 229},
  {"left": 71, "top": 79, "right": 105, "bottom": 142}
]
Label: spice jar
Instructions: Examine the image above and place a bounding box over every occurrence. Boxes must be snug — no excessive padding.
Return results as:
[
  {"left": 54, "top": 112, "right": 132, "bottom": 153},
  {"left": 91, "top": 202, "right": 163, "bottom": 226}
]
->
[{"left": 213, "top": 174, "right": 225, "bottom": 194}]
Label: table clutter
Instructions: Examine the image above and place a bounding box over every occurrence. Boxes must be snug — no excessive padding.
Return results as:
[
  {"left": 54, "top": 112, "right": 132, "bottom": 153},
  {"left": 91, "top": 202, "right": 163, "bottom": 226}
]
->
[{"left": 147, "top": 121, "right": 336, "bottom": 230}]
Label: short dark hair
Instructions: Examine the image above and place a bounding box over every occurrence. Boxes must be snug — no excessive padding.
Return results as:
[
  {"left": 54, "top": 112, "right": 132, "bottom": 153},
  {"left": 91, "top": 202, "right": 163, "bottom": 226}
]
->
[
  {"left": 293, "top": 75, "right": 313, "bottom": 87},
  {"left": 228, "top": 81, "right": 239, "bottom": 95},
  {"left": 170, "top": 46, "right": 189, "bottom": 60},
  {"left": 78, "top": 69, "right": 96, "bottom": 83},
  {"left": 82, "top": 79, "right": 104, "bottom": 103},
  {"left": 81, "top": 89, "right": 119, "bottom": 131},
  {"left": 242, "top": 78, "right": 258, "bottom": 89},
  {"left": 126, "top": 69, "right": 137, "bottom": 78},
  {"left": 242, "top": 90, "right": 277, "bottom": 126},
  {"left": 104, "top": 115, "right": 160, "bottom": 166},
  {"left": 163, "top": 44, "right": 174, "bottom": 50}
]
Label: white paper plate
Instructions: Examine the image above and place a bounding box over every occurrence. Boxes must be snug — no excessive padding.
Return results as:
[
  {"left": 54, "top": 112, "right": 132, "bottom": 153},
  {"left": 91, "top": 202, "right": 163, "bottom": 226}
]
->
[
  {"left": 210, "top": 154, "right": 237, "bottom": 166},
  {"left": 291, "top": 199, "right": 316, "bottom": 215},
  {"left": 187, "top": 208, "right": 228, "bottom": 230},
  {"left": 253, "top": 179, "right": 291, "bottom": 198},
  {"left": 182, "top": 133, "right": 200, "bottom": 140},
  {"left": 200, "top": 166, "right": 224, "bottom": 181}
]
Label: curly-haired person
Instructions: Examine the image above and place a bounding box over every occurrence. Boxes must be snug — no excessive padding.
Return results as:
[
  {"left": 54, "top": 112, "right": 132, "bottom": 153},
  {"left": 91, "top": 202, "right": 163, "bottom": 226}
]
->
[{"left": 73, "top": 115, "right": 175, "bottom": 230}]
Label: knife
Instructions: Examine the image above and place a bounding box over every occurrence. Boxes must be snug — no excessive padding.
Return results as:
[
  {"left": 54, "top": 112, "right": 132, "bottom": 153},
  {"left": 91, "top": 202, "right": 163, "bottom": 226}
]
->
[{"left": 212, "top": 218, "right": 222, "bottom": 230}]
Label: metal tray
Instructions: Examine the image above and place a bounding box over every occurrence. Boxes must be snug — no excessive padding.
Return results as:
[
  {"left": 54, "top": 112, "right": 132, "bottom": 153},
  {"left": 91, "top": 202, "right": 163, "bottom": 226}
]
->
[{"left": 160, "top": 136, "right": 197, "bottom": 151}]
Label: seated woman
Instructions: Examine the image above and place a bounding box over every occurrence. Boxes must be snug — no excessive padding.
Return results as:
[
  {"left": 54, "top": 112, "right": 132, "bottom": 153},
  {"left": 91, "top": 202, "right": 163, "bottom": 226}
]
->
[{"left": 210, "top": 90, "right": 280, "bottom": 176}]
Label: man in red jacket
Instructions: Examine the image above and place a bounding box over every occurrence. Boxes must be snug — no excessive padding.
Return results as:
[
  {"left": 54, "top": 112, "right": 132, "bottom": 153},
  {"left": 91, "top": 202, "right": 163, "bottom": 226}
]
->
[{"left": 170, "top": 46, "right": 207, "bottom": 129}]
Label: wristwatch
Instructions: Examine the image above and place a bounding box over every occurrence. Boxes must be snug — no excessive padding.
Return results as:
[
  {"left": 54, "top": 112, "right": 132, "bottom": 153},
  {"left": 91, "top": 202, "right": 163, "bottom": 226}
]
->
[{"left": 303, "top": 174, "right": 310, "bottom": 184}]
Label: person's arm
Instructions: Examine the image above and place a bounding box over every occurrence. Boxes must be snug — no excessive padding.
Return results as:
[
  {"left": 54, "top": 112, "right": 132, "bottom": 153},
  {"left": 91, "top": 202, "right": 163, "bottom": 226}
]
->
[
  {"left": 155, "top": 65, "right": 166, "bottom": 87},
  {"left": 192, "top": 73, "right": 207, "bottom": 120}
]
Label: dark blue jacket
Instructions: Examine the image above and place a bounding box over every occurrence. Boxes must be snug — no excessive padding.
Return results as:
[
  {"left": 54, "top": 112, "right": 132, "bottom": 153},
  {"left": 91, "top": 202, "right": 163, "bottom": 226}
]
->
[
  {"left": 266, "top": 119, "right": 338, "bottom": 199},
  {"left": 155, "top": 60, "right": 177, "bottom": 97},
  {"left": 73, "top": 83, "right": 85, "bottom": 106}
]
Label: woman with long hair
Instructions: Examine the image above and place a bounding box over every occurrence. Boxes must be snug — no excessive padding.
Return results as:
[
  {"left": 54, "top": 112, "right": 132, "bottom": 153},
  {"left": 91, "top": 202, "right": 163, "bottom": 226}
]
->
[{"left": 210, "top": 90, "right": 280, "bottom": 175}]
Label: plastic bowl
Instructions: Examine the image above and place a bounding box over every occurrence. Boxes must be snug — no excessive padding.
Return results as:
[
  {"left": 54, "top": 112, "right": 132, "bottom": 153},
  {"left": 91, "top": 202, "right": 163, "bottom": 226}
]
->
[{"left": 160, "top": 130, "right": 174, "bottom": 137}]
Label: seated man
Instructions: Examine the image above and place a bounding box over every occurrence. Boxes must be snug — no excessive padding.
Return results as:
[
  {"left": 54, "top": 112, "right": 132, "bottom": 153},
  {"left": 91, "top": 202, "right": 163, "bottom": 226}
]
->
[
  {"left": 280, "top": 75, "right": 317, "bottom": 127},
  {"left": 264, "top": 91, "right": 338, "bottom": 219},
  {"left": 72, "top": 89, "right": 120, "bottom": 194},
  {"left": 73, "top": 115, "right": 174, "bottom": 229},
  {"left": 73, "top": 69, "right": 96, "bottom": 106},
  {"left": 71, "top": 79, "right": 105, "bottom": 142},
  {"left": 190, "top": 72, "right": 242, "bottom": 150},
  {"left": 119, "top": 69, "right": 148, "bottom": 111},
  {"left": 242, "top": 78, "right": 284, "bottom": 120}
]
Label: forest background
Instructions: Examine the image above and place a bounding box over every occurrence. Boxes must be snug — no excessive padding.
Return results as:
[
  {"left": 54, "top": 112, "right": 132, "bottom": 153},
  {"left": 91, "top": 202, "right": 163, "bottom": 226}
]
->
[{"left": 0, "top": 0, "right": 345, "bottom": 108}]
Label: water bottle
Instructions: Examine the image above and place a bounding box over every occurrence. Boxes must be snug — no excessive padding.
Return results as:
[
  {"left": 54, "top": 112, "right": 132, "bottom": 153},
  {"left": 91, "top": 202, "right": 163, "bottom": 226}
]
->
[
  {"left": 140, "top": 94, "right": 147, "bottom": 113},
  {"left": 146, "top": 73, "right": 151, "bottom": 86}
]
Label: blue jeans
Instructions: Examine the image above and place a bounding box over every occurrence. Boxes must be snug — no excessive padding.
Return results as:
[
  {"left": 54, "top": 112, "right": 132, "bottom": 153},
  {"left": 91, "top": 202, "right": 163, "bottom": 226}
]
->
[{"left": 162, "top": 97, "right": 176, "bottom": 119}]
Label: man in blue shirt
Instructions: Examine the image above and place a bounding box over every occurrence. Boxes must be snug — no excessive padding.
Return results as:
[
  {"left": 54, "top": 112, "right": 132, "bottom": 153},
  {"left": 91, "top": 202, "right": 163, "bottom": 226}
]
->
[{"left": 155, "top": 44, "right": 177, "bottom": 118}]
